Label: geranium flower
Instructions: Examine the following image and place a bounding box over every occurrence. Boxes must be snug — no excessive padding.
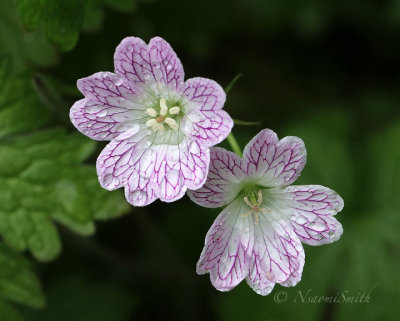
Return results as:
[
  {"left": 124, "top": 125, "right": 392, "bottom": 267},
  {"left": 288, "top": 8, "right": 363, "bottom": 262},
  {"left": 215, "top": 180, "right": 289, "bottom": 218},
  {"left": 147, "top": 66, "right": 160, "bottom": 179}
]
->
[
  {"left": 70, "top": 36, "right": 233, "bottom": 206},
  {"left": 188, "top": 129, "right": 344, "bottom": 295}
]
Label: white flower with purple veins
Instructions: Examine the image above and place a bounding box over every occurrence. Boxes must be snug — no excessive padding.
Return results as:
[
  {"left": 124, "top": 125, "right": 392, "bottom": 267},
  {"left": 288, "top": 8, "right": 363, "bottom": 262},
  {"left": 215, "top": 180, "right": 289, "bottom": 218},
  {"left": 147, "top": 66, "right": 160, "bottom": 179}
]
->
[
  {"left": 188, "top": 129, "right": 344, "bottom": 295},
  {"left": 70, "top": 36, "right": 233, "bottom": 206}
]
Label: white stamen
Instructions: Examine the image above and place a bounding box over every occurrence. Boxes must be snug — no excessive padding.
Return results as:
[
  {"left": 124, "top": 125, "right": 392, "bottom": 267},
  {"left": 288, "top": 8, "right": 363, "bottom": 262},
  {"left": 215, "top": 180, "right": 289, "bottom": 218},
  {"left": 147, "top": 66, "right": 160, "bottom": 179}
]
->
[
  {"left": 152, "top": 123, "right": 165, "bottom": 131},
  {"left": 146, "top": 119, "right": 156, "bottom": 128},
  {"left": 160, "top": 98, "right": 168, "bottom": 116},
  {"left": 165, "top": 117, "right": 178, "bottom": 130},
  {"left": 257, "top": 190, "right": 263, "bottom": 206},
  {"left": 146, "top": 108, "right": 157, "bottom": 117},
  {"left": 242, "top": 210, "right": 253, "bottom": 218},
  {"left": 169, "top": 106, "right": 180, "bottom": 115},
  {"left": 243, "top": 196, "right": 252, "bottom": 207}
]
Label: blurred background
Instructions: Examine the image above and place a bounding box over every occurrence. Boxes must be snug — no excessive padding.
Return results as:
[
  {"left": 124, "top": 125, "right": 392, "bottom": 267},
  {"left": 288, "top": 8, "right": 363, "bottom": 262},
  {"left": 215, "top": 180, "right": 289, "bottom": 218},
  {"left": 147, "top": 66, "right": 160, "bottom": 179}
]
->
[{"left": 0, "top": 0, "right": 399, "bottom": 320}]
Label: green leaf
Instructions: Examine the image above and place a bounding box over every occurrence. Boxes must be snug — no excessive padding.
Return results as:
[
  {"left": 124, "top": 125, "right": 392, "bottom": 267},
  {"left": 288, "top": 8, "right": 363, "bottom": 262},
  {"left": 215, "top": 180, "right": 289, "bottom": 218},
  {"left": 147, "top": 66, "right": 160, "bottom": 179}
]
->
[
  {"left": 0, "top": 0, "right": 57, "bottom": 72},
  {"left": 0, "top": 60, "right": 129, "bottom": 261},
  {"left": 0, "top": 243, "right": 44, "bottom": 308},
  {"left": 0, "top": 59, "right": 53, "bottom": 140},
  {"left": 0, "top": 129, "right": 129, "bottom": 261},
  {"left": 0, "top": 242, "right": 44, "bottom": 321},
  {"left": 15, "top": 0, "right": 85, "bottom": 52},
  {"left": 0, "top": 300, "right": 24, "bottom": 321},
  {"left": 15, "top": 0, "right": 136, "bottom": 52}
]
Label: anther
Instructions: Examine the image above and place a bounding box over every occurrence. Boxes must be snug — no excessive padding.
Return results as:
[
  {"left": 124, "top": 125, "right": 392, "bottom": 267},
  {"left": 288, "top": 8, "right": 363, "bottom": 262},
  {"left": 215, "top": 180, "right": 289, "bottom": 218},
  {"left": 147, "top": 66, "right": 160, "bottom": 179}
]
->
[
  {"left": 160, "top": 98, "right": 168, "bottom": 116},
  {"left": 146, "top": 108, "right": 157, "bottom": 117},
  {"left": 146, "top": 119, "right": 156, "bottom": 128},
  {"left": 169, "top": 106, "right": 180, "bottom": 115},
  {"left": 165, "top": 117, "right": 178, "bottom": 130},
  {"left": 152, "top": 123, "right": 165, "bottom": 131},
  {"left": 242, "top": 210, "right": 253, "bottom": 218},
  {"left": 257, "top": 190, "right": 263, "bottom": 206}
]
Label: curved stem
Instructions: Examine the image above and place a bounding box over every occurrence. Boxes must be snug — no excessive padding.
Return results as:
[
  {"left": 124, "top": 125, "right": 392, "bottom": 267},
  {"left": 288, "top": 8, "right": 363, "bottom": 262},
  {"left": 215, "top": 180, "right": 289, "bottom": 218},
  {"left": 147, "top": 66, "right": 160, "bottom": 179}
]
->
[
  {"left": 233, "top": 119, "right": 261, "bottom": 126},
  {"left": 227, "top": 132, "right": 242, "bottom": 157}
]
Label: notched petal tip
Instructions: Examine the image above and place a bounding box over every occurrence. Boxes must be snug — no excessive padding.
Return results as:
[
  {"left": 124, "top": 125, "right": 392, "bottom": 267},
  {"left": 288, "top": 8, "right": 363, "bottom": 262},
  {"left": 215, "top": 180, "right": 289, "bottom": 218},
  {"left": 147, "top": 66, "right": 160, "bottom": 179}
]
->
[
  {"left": 125, "top": 186, "right": 156, "bottom": 207},
  {"left": 246, "top": 279, "right": 276, "bottom": 296},
  {"left": 242, "top": 128, "right": 308, "bottom": 187}
]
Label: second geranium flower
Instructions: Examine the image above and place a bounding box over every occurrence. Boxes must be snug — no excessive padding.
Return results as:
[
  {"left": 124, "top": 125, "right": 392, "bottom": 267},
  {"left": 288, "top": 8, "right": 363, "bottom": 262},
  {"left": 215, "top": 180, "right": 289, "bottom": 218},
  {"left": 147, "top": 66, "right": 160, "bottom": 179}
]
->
[{"left": 70, "top": 36, "right": 233, "bottom": 206}]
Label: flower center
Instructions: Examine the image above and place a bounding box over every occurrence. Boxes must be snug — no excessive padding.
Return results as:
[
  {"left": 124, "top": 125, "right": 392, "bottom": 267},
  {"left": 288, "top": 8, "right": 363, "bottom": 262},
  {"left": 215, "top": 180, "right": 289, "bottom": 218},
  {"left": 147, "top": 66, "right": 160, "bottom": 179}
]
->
[
  {"left": 242, "top": 189, "right": 271, "bottom": 224},
  {"left": 145, "top": 98, "right": 180, "bottom": 131}
]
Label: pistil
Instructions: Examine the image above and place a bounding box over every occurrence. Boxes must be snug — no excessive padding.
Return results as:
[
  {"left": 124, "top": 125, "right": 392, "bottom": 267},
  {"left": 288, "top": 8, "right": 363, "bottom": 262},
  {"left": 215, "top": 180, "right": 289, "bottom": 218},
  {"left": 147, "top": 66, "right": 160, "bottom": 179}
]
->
[{"left": 242, "top": 190, "right": 271, "bottom": 224}]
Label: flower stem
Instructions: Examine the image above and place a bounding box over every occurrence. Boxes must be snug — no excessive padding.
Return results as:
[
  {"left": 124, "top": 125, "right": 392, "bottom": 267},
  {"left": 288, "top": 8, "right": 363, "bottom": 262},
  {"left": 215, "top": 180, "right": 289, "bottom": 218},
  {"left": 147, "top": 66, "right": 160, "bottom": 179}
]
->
[
  {"left": 225, "top": 73, "right": 242, "bottom": 95},
  {"left": 227, "top": 132, "right": 242, "bottom": 157},
  {"left": 233, "top": 119, "right": 261, "bottom": 126}
]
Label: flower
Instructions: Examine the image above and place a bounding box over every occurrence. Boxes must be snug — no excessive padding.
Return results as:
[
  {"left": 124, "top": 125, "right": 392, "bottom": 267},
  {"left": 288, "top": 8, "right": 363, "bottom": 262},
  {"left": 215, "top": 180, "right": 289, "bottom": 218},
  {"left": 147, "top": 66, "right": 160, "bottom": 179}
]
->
[
  {"left": 70, "top": 36, "right": 233, "bottom": 206},
  {"left": 188, "top": 129, "right": 344, "bottom": 295}
]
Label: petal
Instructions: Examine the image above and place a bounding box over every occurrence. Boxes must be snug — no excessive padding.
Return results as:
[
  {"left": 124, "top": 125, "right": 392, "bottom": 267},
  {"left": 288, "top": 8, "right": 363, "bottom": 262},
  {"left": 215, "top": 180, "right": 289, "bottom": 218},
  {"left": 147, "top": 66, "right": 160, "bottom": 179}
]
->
[
  {"left": 150, "top": 139, "right": 210, "bottom": 202},
  {"left": 72, "top": 72, "right": 140, "bottom": 141},
  {"left": 181, "top": 109, "right": 233, "bottom": 148},
  {"left": 96, "top": 126, "right": 158, "bottom": 206},
  {"left": 183, "top": 77, "right": 226, "bottom": 111},
  {"left": 124, "top": 174, "right": 157, "bottom": 207},
  {"left": 178, "top": 139, "right": 210, "bottom": 191},
  {"left": 246, "top": 211, "right": 305, "bottom": 295},
  {"left": 114, "top": 36, "right": 184, "bottom": 90},
  {"left": 242, "top": 129, "right": 307, "bottom": 187},
  {"left": 188, "top": 147, "right": 245, "bottom": 208},
  {"left": 269, "top": 185, "right": 344, "bottom": 246},
  {"left": 182, "top": 78, "right": 231, "bottom": 146},
  {"left": 197, "top": 199, "right": 254, "bottom": 292}
]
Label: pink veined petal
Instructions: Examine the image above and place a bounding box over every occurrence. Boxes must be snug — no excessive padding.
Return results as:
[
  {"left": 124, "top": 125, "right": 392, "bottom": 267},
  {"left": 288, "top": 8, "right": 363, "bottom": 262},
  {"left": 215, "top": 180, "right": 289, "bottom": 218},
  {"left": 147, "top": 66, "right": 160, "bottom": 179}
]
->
[
  {"left": 269, "top": 185, "right": 344, "bottom": 246},
  {"left": 197, "top": 199, "right": 254, "bottom": 292},
  {"left": 246, "top": 211, "right": 305, "bottom": 295},
  {"left": 71, "top": 72, "right": 139, "bottom": 141},
  {"left": 124, "top": 172, "right": 157, "bottom": 207},
  {"left": 149, "top": 140, "right": 210, "bottom": 203},
  {"left": 183, "top": 77, "right": 226, "bottom": 111},
  {"left": 188, "top": 147, "right": 245, "bottom": 208},
  {"left": 114, "top": 36, "right": 184, "bottom": 90},
  {"left": 174, "top": 138, "right": 210, "bottom": 191},
  {"left": 181, "top": 109, "right": 233, "bottom": 148},
  {"left": 182, "top": 78, "right": 232, "bottom": 147},
  {"left": 242, "top": 129, "right": 307, "bottom": 188},
  {"left": 96, "top": 126, "right": 157, "bottom": 206}
]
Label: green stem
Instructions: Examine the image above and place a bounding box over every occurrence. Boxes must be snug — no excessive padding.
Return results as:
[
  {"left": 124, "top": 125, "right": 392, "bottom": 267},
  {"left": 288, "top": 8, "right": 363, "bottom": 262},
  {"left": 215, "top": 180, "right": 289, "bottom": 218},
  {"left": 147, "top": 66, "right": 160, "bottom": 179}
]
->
[
  {"left": 233, "top": 119, "right": 261, "bottom": 126},
  {"left": 227, "top": 132, "right": 242, "bottom": 157}
]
